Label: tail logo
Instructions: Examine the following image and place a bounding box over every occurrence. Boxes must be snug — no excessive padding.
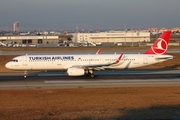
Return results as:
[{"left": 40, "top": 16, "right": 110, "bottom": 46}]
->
[{"left": 152, "top": 38, "right": 167, "bottom": 55}]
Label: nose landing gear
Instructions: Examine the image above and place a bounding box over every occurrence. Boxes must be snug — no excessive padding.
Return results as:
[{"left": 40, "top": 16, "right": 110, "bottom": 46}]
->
[{"left": 24, "top": 71, "right": 27, "bottom": 78}]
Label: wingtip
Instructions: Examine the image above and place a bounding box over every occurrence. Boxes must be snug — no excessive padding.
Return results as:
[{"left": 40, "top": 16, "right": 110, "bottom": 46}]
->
[{"left": 96, "top": 48, "right": 102, "bottom": 54}]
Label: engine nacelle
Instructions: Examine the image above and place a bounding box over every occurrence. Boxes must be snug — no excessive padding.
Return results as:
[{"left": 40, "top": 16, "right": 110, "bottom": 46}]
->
[{"left": 67, "top": 67, "right": 85, "bottom": 76}]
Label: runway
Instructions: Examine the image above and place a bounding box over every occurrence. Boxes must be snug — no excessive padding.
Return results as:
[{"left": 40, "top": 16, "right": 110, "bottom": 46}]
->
[{"left": 0, "top": 70, "right": 180, "bottom": 89}]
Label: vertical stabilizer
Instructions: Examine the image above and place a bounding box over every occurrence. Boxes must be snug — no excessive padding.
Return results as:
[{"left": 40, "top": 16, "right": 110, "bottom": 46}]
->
[{"left": 144, "top": 31, "right": 171, "bottom": 55}]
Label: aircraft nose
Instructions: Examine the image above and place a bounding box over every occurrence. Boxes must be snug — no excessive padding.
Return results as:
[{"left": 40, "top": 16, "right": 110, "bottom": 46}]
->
[{"left": 5, "top": 62, "right": 11, "bottom": 69}]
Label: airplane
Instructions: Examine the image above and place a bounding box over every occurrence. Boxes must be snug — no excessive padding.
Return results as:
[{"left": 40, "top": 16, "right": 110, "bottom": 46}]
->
[
  {"left": 19, "top": 31, "right": 30, "bottom": 36},
  {"left": 5, "top": 31, "right": 173, "bottom": 78}
]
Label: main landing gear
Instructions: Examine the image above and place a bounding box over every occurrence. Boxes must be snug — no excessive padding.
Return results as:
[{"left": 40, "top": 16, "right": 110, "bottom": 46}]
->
[
  {"left": 85, "top": 70, "right": 95, "bottom": 78},
  {"left": 90, "top": 74, "right": 94, "bottom": 78}
]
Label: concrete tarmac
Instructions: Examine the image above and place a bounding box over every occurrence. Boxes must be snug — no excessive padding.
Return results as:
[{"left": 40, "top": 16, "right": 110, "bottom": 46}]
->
[{"left": 0, "top": 70, "right": 180, "bottom": 90}]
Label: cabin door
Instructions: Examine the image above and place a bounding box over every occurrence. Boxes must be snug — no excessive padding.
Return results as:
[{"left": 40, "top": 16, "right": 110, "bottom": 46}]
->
[
  {"left": 99, "top": 57, "right": 104, "bottom": 64},
  {"left": 23, "top": 56, "right": 28, "bottom": 66},
  {"left": 143, "top": 56, "right": 148, "bottom": 64},
  {"left": 57, "top": 59, "right": 62, "bottom": 65}
]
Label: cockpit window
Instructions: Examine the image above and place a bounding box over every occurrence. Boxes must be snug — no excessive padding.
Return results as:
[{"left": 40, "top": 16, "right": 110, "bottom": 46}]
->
[{"left": 10, "top": 59, "right": 18, "bottom": 62}]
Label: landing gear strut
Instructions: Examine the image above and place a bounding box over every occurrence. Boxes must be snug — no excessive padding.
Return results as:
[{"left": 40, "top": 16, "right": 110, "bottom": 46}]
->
[
  {"left": 24, "top": 71, "right": 27, "bottom": 78},
  {"left": 85, "top": 70, "right": 95, "bottom": 78}
]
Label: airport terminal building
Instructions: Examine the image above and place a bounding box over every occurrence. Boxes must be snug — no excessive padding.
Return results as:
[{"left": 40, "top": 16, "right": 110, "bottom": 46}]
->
[{"left": 73, "top": 31, "right": 150, "bottom": 43}]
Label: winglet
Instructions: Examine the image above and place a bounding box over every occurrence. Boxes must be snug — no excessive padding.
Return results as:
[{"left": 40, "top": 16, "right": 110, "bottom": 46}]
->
[
  {"left": 115, "top": 54, "right": 123, "bottom": 63},
  {"left": 96, "top": 48, "right": 101, "bottom": 54},
  {"left": 144, "top": 31, "right": 171, "bottom": 55}
]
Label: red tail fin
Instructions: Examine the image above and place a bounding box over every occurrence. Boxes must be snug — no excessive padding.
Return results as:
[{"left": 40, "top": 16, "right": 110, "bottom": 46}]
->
[{"left": 144, "top": 31, "right": 171, "bottom": 55}]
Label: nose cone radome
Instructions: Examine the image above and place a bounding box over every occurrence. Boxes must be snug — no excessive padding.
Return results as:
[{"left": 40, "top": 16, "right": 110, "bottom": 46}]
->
[{"left": 5, "top": 62, "right": 11, "bottom": 69}]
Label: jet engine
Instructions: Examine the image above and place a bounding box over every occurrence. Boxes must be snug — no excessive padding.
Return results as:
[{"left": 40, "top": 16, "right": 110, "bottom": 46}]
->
[{"left": 67, "top": 67, "right": 85, "bottom": 76}]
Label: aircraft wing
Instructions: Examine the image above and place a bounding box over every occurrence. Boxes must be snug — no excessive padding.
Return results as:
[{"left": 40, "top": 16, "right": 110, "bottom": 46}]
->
[{"left": 72, "top": 54, "right": 123, "bottom": 70}]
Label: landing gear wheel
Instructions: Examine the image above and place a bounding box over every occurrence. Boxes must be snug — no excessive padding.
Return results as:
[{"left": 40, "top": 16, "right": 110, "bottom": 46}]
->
[
  {"left": 24, "top": 71, "right": 27, "bottom": 79},
  {"left": 90, "top": 74, "right": 94, "bottom": 78},
  {"left": 85, "top": 70, "right": 95, "bottom": 78}
]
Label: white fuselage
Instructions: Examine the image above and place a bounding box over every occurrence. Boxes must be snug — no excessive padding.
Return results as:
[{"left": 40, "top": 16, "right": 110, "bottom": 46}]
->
[{"left": 5, "top": 54, "right": 173, "bottom": 71}]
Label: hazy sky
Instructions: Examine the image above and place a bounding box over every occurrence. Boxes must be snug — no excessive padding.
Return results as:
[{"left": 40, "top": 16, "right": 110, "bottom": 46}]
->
[{"left": 0, "top": 0, "right": 180, "bottom": 30}]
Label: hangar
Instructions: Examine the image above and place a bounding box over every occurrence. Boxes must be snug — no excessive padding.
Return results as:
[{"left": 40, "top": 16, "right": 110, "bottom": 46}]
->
[{"left": 0, "top": 34, "right": 73, "bottom": 44}]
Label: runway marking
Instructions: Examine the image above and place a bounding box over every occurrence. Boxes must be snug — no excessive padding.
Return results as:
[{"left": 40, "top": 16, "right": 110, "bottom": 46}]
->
[
  {"left": 44, "top": 79, "right": 180, "bottom": 84},
  {"left": 1, "top": 79, "right": 180, "bottom": 89},
  {"left": 1, "top": 81, "right": 180, "bottom": 87}
]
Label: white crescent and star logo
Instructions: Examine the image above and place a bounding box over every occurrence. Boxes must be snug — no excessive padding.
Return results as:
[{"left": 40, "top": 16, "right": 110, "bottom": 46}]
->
[{"left": 151, "top": 38, "right": 168, "bottom": 55}]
